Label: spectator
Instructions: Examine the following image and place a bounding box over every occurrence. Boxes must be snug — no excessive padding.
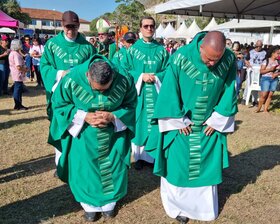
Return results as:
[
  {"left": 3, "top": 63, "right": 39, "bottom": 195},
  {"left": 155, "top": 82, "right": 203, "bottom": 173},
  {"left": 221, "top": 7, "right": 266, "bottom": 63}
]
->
[
  {"left": 29, "top": 37, "right": 44, "bottom": 87},
  {"left": 0, "top": 35, "right": 10, "bottom": 96},
  {"left": 9, "top": 39, "right": 29, "bottom": 110},
  {"left": 256, "top": 46, "right": 280, "bottom": 113}
]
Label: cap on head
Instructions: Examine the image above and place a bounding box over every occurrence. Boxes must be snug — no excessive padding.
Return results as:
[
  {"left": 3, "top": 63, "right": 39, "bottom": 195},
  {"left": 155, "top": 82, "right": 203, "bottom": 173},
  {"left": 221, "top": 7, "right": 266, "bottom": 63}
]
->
[
  {"left": 123, "top": 32, "right": 136, "bottom": 42},
  {"left": 1, "top": 35, "right": 8, "bottom": 41},
  {"left": 62, "top": 10, "right": 79, "bottom": 26}
]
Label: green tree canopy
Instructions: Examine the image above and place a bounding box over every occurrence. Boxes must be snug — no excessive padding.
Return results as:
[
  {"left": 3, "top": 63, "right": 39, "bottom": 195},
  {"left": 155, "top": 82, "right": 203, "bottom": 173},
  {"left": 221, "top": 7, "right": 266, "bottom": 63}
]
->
[{"left": 0, "top": 0, "right": 31, "bottom": 25}]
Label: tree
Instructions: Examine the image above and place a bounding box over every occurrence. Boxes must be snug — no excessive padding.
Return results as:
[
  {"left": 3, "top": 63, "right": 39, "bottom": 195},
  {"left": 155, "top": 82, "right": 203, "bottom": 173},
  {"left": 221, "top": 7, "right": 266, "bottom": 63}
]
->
[
  {"left": 113, "top": 1, "right": 147, "bottom": 32},
  {"left": 0, "top": 0, "right": 31, "bottom": 25}
]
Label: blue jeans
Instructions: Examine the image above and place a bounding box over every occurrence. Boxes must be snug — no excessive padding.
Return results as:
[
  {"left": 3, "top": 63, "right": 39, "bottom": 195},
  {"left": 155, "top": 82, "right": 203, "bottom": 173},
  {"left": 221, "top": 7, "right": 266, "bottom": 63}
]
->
[
  {"left": 260, "top": 76, "right": 278, "bottom": 92},
  {"left": 13, "top": 81, "right": 23, "bottom": 104},
  {"left": 0, "top": 63, "right": 4, "bottom": 96},
  {"left": 2, "top": 62, "right": 10, "bottom": 93}
]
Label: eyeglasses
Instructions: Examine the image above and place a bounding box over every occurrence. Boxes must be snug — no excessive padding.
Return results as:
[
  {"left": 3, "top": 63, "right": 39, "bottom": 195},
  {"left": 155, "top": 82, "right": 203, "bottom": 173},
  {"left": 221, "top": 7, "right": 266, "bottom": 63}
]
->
[
  {"left": 65, "top": 25, "right": 78, "bottom": 29},
  {"left": 142, "top": 24, "right": 155, "bottom": 30},
  {"left": 25, "top": 39, "right": 30, "bottom": 41},
  {"left": 98, "top": 33, "right": 108, "bottom": 36},
  {"left": 255, "top": 45, "right": 262, "bottom": 48}
]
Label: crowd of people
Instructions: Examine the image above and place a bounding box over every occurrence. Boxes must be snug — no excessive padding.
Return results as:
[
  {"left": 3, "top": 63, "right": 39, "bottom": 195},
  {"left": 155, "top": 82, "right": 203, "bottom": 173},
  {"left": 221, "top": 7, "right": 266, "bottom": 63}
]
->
[{"left": 0, "top": 9, "right": 279, "bottom": 224}]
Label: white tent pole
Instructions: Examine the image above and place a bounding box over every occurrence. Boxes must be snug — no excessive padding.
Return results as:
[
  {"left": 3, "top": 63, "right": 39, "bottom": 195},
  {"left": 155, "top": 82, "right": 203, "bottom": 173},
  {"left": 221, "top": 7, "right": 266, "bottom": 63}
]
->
[{"left": 269, "top": 26, "right": 274, "bottom": 45}]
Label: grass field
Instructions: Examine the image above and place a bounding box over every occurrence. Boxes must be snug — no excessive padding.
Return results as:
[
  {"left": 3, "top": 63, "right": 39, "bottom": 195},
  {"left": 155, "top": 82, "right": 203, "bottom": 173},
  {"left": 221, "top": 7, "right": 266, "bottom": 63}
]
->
[{"left": 1, "top": 81, "right": 280, "bottom": 224}]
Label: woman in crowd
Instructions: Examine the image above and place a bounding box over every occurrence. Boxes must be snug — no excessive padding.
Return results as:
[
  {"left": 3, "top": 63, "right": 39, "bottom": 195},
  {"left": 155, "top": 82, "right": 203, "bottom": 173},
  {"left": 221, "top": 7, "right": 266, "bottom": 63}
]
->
[
  {"left": 29, "top": 37, "right": 44, "bottom": 87},
  {"left": 9, "top": 39, "right": 29, "bottom": 110},
  {"left": 256, "top": 46, "right": 280, "bottom": 113}
]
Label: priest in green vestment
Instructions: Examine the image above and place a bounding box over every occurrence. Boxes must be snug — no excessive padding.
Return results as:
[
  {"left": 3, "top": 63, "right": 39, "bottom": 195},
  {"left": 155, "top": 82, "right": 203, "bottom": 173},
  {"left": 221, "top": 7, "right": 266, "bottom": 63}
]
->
[
  {"left": 50, "top": 55, "right": 137, "bottom": 221},
  {"left": 145, "top": 31, "right": 238, "bottom": 223},
  {"left": 40, "top": 10, "right": 96, "bottom": 166},
  {"left": 122, "top": 16, "right": 169, "bottom": 170}
]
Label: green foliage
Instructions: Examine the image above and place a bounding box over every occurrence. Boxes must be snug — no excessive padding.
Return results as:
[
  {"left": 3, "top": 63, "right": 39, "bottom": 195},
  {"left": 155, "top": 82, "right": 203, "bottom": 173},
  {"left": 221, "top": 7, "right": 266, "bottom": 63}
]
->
[
  {"left": 90, "top": 0, "right": 147, "bottom": 33},
  {"left": 0, "top": 0, "right": 31, "bottom": 25}
]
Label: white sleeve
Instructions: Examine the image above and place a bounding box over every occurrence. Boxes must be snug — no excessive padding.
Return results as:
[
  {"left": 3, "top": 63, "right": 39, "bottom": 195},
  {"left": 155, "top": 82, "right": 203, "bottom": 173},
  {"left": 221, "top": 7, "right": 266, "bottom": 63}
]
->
[
  {"left": 51, "top": 70, "right": 64, "bottom": 92},
  {"left": 154, "top": 76, "right": 162, "bottom": 94},
  {"left": 158, "top": 116, "right": 193, "bottom": 133},
  {"left": 112, "top": 115, "right": 127, "bottom": 132},
  {"left": 135, "top": 73, "right": 143, "bottom": 95},
  {"left": 205, "top": 111, "right": 235, "bottom": 133},
  {"left": 67, "top": 110, "right": 87, "bottom": 137}
]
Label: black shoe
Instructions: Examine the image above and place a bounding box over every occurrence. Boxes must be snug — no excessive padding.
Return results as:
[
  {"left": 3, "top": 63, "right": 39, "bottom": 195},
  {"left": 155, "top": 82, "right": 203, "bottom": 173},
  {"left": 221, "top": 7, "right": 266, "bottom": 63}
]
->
[
  {"left": 176, "top": 215, "right": 189, "bottom": 224},
  {"left": 134, "top": 160, "right": 144, "bottom": 170},
  {"left": 102, "top": 210, "right": 115, "bottom": 218},
  {"left": 18, "top": 105, "right": 28, "bottom": 110},
  {"left": 84, "top": 212, "right": 97, "bottom": 222}
]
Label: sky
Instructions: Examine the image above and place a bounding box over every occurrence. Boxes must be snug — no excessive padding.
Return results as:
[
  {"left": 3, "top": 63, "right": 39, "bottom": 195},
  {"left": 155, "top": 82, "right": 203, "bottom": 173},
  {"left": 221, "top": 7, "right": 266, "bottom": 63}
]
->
[{"left": 18, "top": 0, "right": 121, "bottom": 21}]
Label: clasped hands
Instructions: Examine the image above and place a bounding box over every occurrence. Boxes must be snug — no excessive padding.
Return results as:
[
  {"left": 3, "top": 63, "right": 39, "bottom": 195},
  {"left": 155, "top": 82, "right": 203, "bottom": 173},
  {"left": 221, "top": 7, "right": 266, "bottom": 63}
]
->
[
  {"left": 179, "top": 123, "right": 215, "bottom": 136},
  {"left": 85, "top": 111, "right": 115, "bottom": 128},
  {"left": 142, "top": 73, "right": 156, "bottom": 83}
]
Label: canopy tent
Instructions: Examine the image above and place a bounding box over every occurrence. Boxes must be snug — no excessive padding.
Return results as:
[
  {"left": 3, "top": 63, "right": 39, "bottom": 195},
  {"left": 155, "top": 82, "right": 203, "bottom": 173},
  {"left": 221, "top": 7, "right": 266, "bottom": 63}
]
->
[
  {"left": 155, "top": 23, "right": 165, "bottom": 38},
  {"left": 186, "top": 19, "right": 201, "bottom": 38},
  {"left": 0, "top": 27, "right": 15, "bottom": 34},
  {"left": 0, "top": 10, "right": 19, "bottom": 28},
  {"left": 174, "top": 21, "right": 189, "bottom": 38},
  {"left": 208, "top": 19, "right": 280, "bottom": 32},
  {"left": 209, "top": 19, "right": 280, "bottom": 43},
  {"left": 203, "top": 17, "right": 218, "bottom": 31},
  {"left": 161, "top": 23, "right": 176, "bottom": 38},
  {"left": 154, "top": 0, "right": 280, "bottom": 21}
]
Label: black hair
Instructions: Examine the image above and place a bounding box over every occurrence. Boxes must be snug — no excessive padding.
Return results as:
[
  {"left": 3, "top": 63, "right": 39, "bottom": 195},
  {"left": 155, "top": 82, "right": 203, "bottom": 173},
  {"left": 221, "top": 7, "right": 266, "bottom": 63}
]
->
[
  {"left": 88, "top": 61, "right": 113, "bottom": 85},
  {"left": 263, "top": 45, "right": 280, "bottom": 67}
]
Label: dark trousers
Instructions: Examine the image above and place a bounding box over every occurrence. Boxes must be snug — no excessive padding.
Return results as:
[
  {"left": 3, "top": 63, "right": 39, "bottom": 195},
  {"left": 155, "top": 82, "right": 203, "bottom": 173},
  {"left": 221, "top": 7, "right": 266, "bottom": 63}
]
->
[
  {"left": 0, "top": 62, "right": 9, "bottom": 95},
  {"left": 33, "top": 65, "right": 43, "bottom": 86},
  {"left": 13, "top": 81, "right": 23, "bottom": 107}
]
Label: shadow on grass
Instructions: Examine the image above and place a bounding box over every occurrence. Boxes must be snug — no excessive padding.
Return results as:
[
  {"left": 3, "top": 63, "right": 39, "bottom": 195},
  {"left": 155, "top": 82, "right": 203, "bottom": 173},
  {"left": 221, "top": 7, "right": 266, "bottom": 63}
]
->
[
  {"left": 0, "top": 155, "right": 55, "bottom": 183},
  {"left": 0, "top": 161, "right": 159, "bottom": 224},
  {"left": 219, "top": 145, "right": 280, "bottom": 212},
  {"left": 270, "top": 93, "right": 280, "bottom": 112},
  {"left": 234, "top": 120, "right": 243, "bottom": 131},
  {"left": 0, "top": 104, "right": 46, "bottom": 116},
  {"left": 0, "top": 184, "right": 80, "bottom": 224},
  {"left": 0, "top": 116, "right": 47, "bottom": 130},
  {"left": 119, "top": 163, "right": 160, "bottom": 208}
]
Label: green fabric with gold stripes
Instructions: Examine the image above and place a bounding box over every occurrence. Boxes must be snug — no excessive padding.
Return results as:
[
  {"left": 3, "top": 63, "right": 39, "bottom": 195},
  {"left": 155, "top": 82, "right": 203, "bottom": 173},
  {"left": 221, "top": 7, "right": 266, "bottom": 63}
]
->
[
  {"left": 145, "top": 32, "right": 238, "bottom": 187},
  {"left": 122, "top": 39, "right": 170, "bottom": 146},
  {"left": 50, "top": 55, "right": 137, "bottom": 206}
]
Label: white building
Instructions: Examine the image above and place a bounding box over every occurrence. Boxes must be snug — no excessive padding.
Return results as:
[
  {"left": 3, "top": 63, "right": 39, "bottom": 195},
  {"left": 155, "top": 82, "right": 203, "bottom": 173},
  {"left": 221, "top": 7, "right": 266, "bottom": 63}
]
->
[{"left": 21, "top": 8, "right": 91, "bottom": 35}]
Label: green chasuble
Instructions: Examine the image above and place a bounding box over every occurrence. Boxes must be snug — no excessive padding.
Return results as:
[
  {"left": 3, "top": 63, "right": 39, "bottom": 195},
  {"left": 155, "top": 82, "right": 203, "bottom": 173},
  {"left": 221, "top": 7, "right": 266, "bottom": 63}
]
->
[
  {"left": 123, "top": 39, "right": 169, "bottom": 146},
  {"left": 111, "top": 46, "right": 127, "bottom": 66},
  {"left": 40, "top": 31, "right": 96, "bottom": 119},
  {"left": 145, "top": 32, "right": 238, "bottom": 188},
  {"left": 50, "top": 55, "right": 137, "bottom": 206}
]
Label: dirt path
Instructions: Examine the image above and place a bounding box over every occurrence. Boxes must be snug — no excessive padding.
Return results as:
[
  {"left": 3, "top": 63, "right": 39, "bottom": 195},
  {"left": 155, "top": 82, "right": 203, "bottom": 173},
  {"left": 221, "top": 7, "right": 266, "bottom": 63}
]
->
[{"left": 1, "top": 82, "right": 279, "bottom": 224}]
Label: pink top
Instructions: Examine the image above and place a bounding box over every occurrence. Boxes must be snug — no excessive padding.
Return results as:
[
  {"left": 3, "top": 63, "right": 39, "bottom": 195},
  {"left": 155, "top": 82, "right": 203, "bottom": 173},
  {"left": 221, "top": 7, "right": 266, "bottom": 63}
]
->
[
  {"left": 9, "top": 51, "right": 25, "bottom": 82},
  {"left": 261, "top": 59, "right": 279, "bottom": 77}
]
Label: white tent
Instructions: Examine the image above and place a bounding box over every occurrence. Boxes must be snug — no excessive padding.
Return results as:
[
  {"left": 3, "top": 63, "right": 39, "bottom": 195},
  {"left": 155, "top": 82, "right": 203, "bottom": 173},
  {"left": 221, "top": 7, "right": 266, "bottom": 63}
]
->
[
  {"left": 0, "top": 27, "right": 15, "bottom": 34},
  {"left": 174, "top": 21, "right": 189, "bottom": 39},
  {"left": 161, "top": 23, "right": 176, "bottom": 38},
  {"left": 155, "top": 23, "right": 165, "bottom": 38},
  {"left": 154, "top": 0, "right": 280, "bottom": 21},
  {"left": 203, "top": 17, "right": 218, "bottom": 31},
  {"left": 186, "top": 19, "right": 201, "bottom": 38},
  {"left": 208, "top": 19, "right": 280, "bottom": 31}
]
